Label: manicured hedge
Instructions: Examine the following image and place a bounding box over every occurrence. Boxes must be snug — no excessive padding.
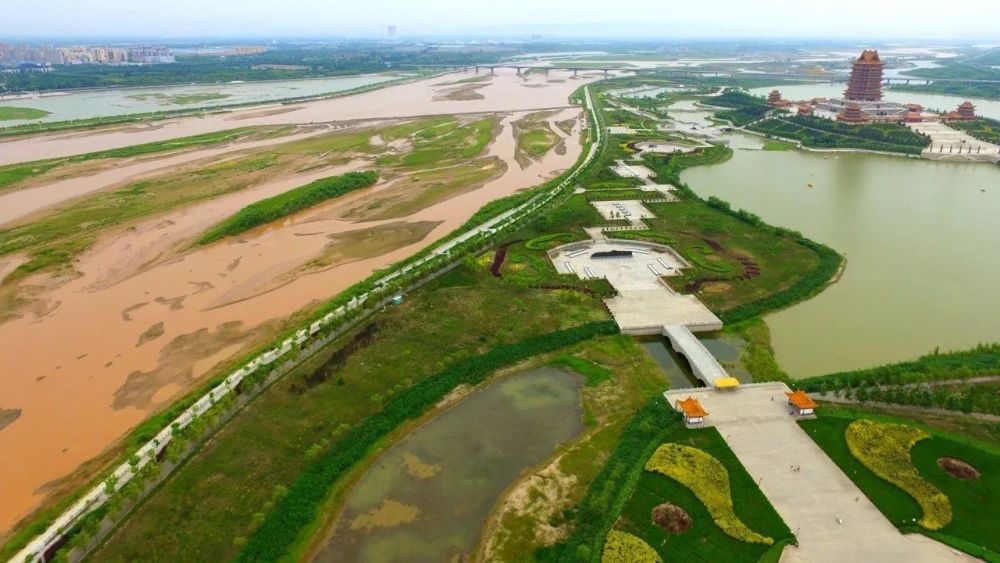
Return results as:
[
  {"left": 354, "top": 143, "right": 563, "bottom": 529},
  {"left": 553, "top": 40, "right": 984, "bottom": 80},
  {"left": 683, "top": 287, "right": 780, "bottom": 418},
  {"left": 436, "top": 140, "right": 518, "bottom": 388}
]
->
[
  {"left": 197, "top": 171, "right": 378, "bottom": 244},
  {"left": 236, "top": 320, "right": 620, "bottom": 561}
]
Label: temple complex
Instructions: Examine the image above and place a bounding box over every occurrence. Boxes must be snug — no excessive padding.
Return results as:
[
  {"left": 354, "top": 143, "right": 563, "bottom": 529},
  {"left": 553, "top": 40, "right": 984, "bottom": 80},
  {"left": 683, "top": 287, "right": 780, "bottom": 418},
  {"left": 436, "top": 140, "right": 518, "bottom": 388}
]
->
[
  {"left": 844, "top": 49, "right": 884, "bottom": 101},
  {"left": 766, "top": 49, "right": 978, "bottom": 125}
]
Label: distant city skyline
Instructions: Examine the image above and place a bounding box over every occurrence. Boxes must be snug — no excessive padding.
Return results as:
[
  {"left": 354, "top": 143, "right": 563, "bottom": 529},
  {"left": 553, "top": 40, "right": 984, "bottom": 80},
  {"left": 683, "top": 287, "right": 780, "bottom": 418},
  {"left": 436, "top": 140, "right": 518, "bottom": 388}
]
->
[{"left": 2, "top": 0, "right": 1000, "bottom": 41}]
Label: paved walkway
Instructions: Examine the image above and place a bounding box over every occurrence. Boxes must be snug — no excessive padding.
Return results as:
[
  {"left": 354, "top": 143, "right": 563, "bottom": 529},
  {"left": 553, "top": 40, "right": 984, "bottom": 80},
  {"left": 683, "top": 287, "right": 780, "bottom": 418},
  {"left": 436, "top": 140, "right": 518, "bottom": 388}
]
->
[{"left": 664, "top": 384, "right": 976, "bottom": 563}]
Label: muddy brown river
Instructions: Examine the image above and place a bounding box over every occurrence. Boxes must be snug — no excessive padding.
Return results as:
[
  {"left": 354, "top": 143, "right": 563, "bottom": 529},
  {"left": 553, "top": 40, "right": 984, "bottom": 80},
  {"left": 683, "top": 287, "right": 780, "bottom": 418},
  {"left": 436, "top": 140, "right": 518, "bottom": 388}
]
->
[{"left": 0, "top": 71, "right": 591, "bottom": 534}]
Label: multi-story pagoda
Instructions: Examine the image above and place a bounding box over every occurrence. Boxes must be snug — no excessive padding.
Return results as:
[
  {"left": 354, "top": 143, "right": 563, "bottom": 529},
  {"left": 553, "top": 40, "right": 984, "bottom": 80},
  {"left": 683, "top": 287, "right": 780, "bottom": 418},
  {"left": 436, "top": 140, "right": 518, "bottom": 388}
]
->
[
  {"left": 767, "top": 89, "right": 784, "bottom": 106},
  {"left": 957, "top": 101, "right": 976, "bottom": 120},
  {"left": 844, "top": 49, "right": 884, "bottom": 102}
]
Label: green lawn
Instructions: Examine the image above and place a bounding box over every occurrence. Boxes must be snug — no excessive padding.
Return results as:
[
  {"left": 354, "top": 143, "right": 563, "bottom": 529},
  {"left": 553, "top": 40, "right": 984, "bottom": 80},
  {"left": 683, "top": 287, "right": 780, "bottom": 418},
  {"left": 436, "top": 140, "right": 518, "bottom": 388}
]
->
[
  {"left": 0, "top": 106, "right": 51, "bottom": 121},
  {"left": 800, "top": 409, "right": 1000, "bottom": 561},
  {"left": 614, "top": 428, "right": 792, "bottom": 563}
]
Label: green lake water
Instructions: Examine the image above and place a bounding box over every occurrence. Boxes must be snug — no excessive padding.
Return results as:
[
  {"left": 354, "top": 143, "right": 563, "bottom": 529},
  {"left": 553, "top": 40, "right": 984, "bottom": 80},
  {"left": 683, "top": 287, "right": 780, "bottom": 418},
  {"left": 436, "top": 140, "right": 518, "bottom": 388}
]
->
[
  {"left": 312, "top": 367, "right": 583, "bottom": 562},
  {"left": 682, "top": 145, "right": 1000, "bottom": 377}
]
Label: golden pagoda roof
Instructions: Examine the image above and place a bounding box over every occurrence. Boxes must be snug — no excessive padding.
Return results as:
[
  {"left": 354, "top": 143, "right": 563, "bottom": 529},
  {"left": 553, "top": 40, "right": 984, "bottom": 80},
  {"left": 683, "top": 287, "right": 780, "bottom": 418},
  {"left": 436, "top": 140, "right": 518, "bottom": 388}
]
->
[
  {"left": 786, "top": 389, "right": 818, "bottom": 409},
  {"left": 677, "top": 397, "right": 708, "bottom": 417},
  {"left": 857, "top": 49, "right": 882, "bottom": 64}
]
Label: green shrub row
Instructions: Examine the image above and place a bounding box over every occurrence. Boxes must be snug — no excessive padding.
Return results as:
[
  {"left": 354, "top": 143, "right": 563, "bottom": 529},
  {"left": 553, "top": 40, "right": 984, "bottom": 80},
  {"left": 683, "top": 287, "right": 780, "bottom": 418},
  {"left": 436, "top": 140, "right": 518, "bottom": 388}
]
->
[
  {"left": 197, "top": 171, "right": 378, "bottom": 244},
  {"left": 236, "top": 320, "right": 620, "bottom": 561}
]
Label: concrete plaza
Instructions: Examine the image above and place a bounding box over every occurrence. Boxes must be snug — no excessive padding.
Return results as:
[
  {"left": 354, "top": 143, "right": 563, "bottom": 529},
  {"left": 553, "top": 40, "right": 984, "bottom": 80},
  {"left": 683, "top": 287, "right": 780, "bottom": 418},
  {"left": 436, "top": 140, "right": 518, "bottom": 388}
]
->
[{"left": 665, "top": 384, "right": 975, "bottom": 563}]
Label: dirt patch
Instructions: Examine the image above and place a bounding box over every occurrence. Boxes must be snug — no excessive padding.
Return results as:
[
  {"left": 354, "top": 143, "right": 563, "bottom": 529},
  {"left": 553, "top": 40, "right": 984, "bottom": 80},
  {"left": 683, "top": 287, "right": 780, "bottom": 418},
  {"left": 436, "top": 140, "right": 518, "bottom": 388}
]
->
[
  {"left": 136, "top": 321, "right": 165, "bottom": 347},
  {"left": 490, "top": 244, "right": 511, "bottom": 277},
  {"left": 0, "top": 408, "right": 21, "bottom": 433},
  {"left": 652, "top": 502, "right": 691, "bottom": 533},
  {"left": 291, "top": 321, "right": 381, "bottom": 392},
  {"left": 937, "top": 457, "right": 981, "bottom": 480},
  {"left": 401, "top": 452, "right": 442, "bottom": 479}
]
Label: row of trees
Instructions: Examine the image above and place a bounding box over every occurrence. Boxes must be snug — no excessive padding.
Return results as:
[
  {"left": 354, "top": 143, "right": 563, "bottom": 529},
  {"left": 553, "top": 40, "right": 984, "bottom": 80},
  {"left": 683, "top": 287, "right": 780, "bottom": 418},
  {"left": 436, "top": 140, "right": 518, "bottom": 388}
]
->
[
  {"left": 830, "top": 381, "right": 1000, "bottom": 416},
  {"left": 801, "top": 343, "right": 1000, "bottom": 391}
]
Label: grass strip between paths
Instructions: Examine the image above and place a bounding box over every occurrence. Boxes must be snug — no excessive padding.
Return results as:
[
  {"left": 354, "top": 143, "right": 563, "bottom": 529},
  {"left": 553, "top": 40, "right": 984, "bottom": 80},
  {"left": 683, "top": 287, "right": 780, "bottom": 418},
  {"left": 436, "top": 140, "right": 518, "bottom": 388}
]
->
[{"left": 235, "top": 320, "right": 619, "bottom": 561}]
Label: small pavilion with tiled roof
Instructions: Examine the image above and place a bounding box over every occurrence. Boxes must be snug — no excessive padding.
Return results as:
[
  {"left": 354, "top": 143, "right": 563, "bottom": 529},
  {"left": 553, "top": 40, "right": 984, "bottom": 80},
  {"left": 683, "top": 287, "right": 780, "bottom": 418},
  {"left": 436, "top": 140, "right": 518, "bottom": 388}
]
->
[
  {"left": 786, "top": 389, "right": 818, "bottom": 417},
  {"left": 676, "top": 396, "right": 708, "bottom": 426}
]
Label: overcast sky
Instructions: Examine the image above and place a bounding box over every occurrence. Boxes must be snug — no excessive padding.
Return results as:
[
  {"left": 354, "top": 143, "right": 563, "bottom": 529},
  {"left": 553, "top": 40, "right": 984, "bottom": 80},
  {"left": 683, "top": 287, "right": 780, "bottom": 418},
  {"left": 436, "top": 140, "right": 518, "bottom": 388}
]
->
[{"left": 2, "top": 0, "right": 998, "bottom": 41}]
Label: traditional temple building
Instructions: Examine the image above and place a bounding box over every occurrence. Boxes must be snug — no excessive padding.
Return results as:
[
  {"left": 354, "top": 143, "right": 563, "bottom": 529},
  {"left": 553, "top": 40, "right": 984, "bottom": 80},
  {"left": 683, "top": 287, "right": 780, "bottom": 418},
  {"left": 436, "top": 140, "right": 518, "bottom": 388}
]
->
[
  {"left": 676, "top": 397, "right": 708, "bottom": 426},
  {"left": 767, "top": 89, "right": 791, "bottom": 107},
  {"left": 957, "top": 101, "right": 976, "bottom": 120},
  {"left": 837, "top": 102, "right": 870, "bottom": 123},
  {"left": 786, "top": 390, "right": 818, "bottom": 417},
  {"left": 844, "top": 49, "right": 884, "bottom": 101},
  {"left": 797, "top": 104, "right": 814, "bottom": 116}
]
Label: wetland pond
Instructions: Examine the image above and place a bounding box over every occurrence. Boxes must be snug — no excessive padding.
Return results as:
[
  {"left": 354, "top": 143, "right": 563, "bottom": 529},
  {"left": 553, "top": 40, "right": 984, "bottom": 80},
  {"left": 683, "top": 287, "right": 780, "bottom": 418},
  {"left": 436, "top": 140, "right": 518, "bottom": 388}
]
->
[{"left": 312, "top": 367, "right": 584, "bottom": 562}]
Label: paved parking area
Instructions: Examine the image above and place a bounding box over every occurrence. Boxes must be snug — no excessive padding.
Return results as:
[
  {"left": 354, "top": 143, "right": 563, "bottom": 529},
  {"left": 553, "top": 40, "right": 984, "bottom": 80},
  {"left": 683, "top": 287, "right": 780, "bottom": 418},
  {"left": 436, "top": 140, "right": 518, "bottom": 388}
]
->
[{"left": 665, "top": 384, "right": 975, "bottom": 563}]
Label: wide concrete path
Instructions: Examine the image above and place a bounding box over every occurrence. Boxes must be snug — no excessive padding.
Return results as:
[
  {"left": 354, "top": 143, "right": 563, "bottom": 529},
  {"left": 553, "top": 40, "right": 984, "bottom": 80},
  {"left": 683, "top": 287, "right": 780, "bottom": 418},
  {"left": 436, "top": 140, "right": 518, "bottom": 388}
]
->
[{"left": 665, "top": 384, "right": 975, "bottom": 563}]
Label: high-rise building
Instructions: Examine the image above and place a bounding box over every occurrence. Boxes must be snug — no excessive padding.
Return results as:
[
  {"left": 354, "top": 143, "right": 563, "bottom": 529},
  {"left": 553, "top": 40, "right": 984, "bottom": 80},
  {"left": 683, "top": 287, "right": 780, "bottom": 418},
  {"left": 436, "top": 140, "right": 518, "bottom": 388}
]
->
[{"left": 844, "top": 49, "right": 884, "bottom": 102}]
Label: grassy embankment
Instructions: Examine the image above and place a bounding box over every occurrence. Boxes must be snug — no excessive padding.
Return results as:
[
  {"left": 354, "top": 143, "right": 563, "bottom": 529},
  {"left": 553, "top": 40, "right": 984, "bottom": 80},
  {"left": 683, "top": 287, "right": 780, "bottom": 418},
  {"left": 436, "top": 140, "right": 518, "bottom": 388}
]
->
[
  {"left": 800, "top": 406, "right": 1000, "bottom": 562},
  {"left": 0, "top": 107, "right": 51, "bottom": 121},
  {"left": 0, "top": 116, "right": 499, "bottom": 284},
  {"left": 195, "top": 171, "right": 378, "bottom": 244}
]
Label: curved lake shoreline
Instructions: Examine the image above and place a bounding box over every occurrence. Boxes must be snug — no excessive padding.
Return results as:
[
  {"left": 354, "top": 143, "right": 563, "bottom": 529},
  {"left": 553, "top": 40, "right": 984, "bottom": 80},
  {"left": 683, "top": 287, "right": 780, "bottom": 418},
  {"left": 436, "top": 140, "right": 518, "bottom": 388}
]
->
[{"left": 683, "top": 143, "right": 1000, "bottom": 377}]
